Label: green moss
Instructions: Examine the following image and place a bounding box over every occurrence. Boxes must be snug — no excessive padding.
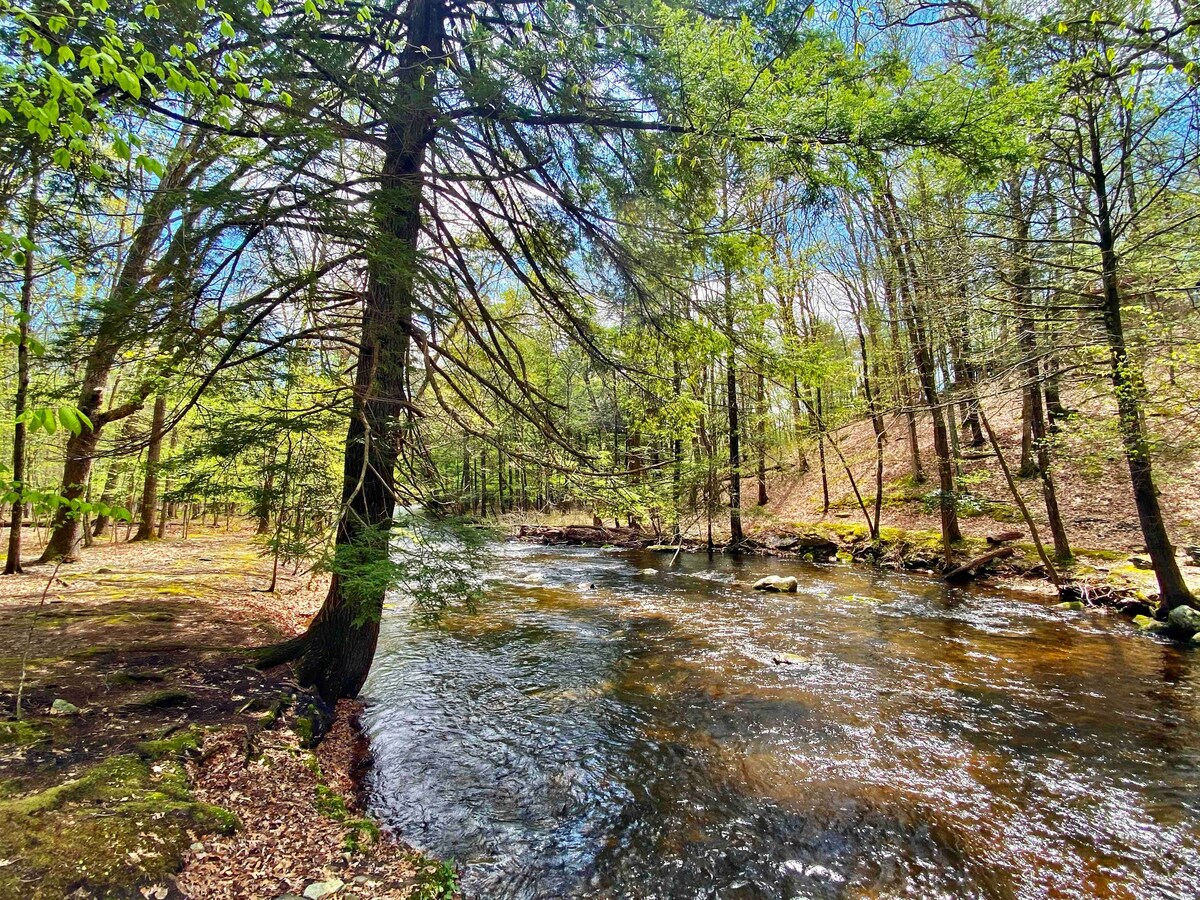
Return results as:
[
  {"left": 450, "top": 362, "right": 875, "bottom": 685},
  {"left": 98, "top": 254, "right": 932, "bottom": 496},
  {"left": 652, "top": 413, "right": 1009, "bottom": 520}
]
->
[
  {"left": 0, "top": 719, "right": 50, "bottom": 748},
  {"left": 315, "top": 783, "right": 349, "bottom": 820},
  {"left": 343, "top": 817, "right": 381, "bottom": 854},
  {"left": 0, "top": 750, "right": 238, "bottom": 899},
  {"left": 1075, "top": 547, "right": 1130, "bottom": 562},
  {"left": 134, "top": 727, "right": 204, "bottom": 760},
  {"left": 1133, "top": 614, "right": 1169, "bottom": 634},
  {"left": 295, "top": 714, "right": 315, "bottom": 747}
]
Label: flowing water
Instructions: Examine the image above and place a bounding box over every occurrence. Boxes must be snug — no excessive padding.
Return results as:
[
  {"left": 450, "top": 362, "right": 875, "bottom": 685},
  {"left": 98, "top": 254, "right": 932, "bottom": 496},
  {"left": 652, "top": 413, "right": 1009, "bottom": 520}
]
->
[{"left": 362, "top": 543, "right": 1200, "bottom": 899}]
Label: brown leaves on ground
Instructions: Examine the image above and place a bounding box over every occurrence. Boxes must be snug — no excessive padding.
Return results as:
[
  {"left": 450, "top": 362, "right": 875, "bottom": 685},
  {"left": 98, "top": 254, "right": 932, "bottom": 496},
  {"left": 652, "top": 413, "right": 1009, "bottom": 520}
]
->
[
  {"left": 178, "top": 702, "right": 430, "bottom": 900},
  {"left": 0, "top": 528, "right": 328, "bottom": 786}
]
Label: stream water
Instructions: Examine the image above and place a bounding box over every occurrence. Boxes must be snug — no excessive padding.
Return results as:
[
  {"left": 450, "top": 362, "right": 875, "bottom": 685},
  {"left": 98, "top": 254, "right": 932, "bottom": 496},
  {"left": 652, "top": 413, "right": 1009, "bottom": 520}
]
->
[{"left": 361, "top": 543, "right": 1200, "bottom": 899}]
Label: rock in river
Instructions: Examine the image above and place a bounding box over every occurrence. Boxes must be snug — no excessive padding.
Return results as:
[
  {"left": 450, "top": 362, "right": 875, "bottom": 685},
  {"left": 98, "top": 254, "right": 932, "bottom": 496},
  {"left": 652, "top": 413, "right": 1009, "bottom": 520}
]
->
[{"left": 753, "top": 575, "right": 798, "bottom": 593}]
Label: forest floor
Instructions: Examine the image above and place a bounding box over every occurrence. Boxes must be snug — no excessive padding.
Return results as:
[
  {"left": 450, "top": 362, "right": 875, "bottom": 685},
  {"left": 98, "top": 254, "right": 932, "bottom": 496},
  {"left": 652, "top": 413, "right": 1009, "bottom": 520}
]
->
[{"left": 0, "top": 528, "right": 456, "bottom": 900}]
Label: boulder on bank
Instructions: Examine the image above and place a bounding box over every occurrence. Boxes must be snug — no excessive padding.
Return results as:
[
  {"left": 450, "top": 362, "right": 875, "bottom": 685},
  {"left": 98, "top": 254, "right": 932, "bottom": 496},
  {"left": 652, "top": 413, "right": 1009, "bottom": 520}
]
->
[
  {"left": 1167, "top": 604, "right": 1200, "bottom": 638},
  {"left": 753, "top": 575, "right": 799, "bottom": 593},
  {"left": 761, "top": 533, "right": 838, "bottom": 559}
]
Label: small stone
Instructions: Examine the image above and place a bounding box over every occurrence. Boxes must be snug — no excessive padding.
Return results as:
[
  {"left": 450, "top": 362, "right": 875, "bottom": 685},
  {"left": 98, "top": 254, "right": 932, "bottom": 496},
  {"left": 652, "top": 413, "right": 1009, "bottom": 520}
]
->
[
  {"left": 752, "top": 575, "right": 799, "bottom": 593},
  {"left": 303, "top": 881, "right": 344, "bottom": 900},
  {"left": 190, "top": 842, "right": 205, "bottom": 851},
  {"left": 638, "top": 568, "right": 657, "bottom": 575},
  {"left": 1130, "top": 556, "right": 1153, "bottom": 569},
  {"left": 1056, "top": 600, "right": 1085, "bottom": 611},
  {"left": 49, "top": 698, "right": 81, "bottom": 716},
  {"left": 803, "top": 865, "right": 844, "bottom": 883}
]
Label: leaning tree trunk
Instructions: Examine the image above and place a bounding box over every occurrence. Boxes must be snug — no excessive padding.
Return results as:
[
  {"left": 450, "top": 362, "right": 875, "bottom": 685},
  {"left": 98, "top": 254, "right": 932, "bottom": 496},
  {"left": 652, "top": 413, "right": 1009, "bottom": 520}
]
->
[
  {"left": 261, "top": 0, "right": 447, "bottom": 702},
  {"left": 1087, "top": 118, "right": 1193, "bottom": 610},
  {"left": 37, "top": 137, "right": 198, "bottom": 562}
]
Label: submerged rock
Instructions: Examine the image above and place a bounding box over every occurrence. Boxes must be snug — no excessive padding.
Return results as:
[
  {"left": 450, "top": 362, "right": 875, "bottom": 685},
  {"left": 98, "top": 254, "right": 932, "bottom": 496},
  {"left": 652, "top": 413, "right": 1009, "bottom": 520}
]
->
[
  {"left": 770, "top": 652, "right": 808, "bottom": 666},
  {"left": 1132, "top": 614, "right": 1169, "bottom": 635},
  {"left": 638, "top": 568, "right": 657, "bottom": 575},
  {"left": 841, "top": 594, "right": 882, "bottom": 604},
  {"left": 1057, "top": 600, "right": 1085, "bottom": 610},
  {"left": 752, "top": 575, "right": 798, "bottom": 593}
]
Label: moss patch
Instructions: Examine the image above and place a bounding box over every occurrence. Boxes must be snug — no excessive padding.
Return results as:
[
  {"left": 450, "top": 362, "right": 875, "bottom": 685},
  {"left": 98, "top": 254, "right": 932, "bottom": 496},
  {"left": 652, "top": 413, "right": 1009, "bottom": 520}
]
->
[
  {"left": 0, "top": 748, "right": 237, "bottom": 899},
  {"left": 0, "top": 719, "right": 51, "bottom": 749}
]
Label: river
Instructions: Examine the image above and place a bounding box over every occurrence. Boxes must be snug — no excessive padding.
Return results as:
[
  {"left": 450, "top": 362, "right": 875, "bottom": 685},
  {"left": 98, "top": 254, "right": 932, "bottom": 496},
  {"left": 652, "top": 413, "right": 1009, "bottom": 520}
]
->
[{"left": 361, "top": 542, "right": 1200, "bottom": 899}]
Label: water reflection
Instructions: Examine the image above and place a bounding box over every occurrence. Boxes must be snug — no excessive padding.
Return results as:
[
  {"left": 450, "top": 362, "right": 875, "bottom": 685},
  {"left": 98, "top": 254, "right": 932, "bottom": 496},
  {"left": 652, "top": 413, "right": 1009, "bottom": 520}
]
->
[{"left": 363, "top": 544, "right": 1200, "bottom": 899}]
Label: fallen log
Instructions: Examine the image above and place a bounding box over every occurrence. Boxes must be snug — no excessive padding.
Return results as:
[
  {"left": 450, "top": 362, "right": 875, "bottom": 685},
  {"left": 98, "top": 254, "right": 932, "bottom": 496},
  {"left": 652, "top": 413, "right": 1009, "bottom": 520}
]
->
[
  {"left": 986, "top": 530, "right": 1024, "bottom": 545},
  {"left": 944, "top": 547, "right": 1015, "bottom": 582}
]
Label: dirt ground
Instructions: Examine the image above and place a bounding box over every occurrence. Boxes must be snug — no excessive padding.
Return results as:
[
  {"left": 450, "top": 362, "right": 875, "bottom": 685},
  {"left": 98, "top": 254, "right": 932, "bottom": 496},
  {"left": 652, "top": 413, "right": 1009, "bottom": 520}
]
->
[
  {"left": 754, "top": 390, "right": 1200, "bottom": 555},
  {"left": 0, "top": 527, "right": 452, "bottom": 900}
]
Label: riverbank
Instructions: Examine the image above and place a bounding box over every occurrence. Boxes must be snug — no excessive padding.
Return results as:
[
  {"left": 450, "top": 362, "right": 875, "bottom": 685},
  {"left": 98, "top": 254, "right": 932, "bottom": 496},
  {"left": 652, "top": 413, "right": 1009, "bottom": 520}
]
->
[
  {"left": 512, "top": 518, "right": 1200, "bottom": 629},
  {"left": 0, "top": 529, "right": 457, "bottom": 899}
]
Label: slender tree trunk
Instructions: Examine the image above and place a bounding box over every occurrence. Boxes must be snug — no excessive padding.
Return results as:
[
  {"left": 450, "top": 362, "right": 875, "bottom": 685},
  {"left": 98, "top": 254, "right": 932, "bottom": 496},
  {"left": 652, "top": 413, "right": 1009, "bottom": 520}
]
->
[
  {"left": 38, "top": 137, "right": 201, "bottom": 561},
  {"left": 880, "top": 186, "right": 960, "bottom": 556},
  {"left": 814, "top": 389, "right": 830, "bottom": 514},
  {"left": 1009, "top": 181, "right": 1072, "bottom": 562},
  {"left": 1086, "top": 114, "right": 1193, "bottom": 610},
  {"left": 255, "top": 448, "right": 277, "bottom": 535},
  {"left": 132, "top": 395, "right": 167, "bottom": 542},
  {"left": 156, "top": 428, "right": 177, "bottom": 539},
  {"left": 723, "top": 266, "right": 744, "bottom": 545},
  {"left": 755, "top": 369, "right": 768, "bottom": 506},
  {"left": 5, "top": 162, "right": 39, "bottom": 575}
]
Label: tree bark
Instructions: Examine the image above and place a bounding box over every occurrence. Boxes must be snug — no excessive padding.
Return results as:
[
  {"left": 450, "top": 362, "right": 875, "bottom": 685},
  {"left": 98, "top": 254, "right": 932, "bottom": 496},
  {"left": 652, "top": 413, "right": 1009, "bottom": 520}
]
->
[
  {"left": 1086, "top": 112, "right": 1193, "bottom": 609},
  {"left": 38, "top": 137, "right": 200, "bottom": 561},
  {"left": 268, "top": 0, "right": 447, "bottom": 701},
  {"left": 723, "top": 265, "right": 744, "bottom": 545},
  {"left": 5, "top": 161, "right": 39, "bottom": 575},
  {"left": 132, "top": 395, "right": 167, "bottom": 542},
  {"left": 878, "top": 186, "right": 959, "bottom": 556},
  {"left": 755, "top": 369, "right": 768, "bottom": 506}
]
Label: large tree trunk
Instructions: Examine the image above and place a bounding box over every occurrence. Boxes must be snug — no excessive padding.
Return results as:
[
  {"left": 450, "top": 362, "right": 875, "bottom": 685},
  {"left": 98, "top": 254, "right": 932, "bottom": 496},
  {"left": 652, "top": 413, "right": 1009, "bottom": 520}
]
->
[
  {"left": 1086, "top": 116, "right": 1193, "bottom": 610},
  {"left": 132, "top": 395, "right": 167, "bottom": 542},
  {"left": 267, "top": 0, "right": 446, "bottom": 702}
]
